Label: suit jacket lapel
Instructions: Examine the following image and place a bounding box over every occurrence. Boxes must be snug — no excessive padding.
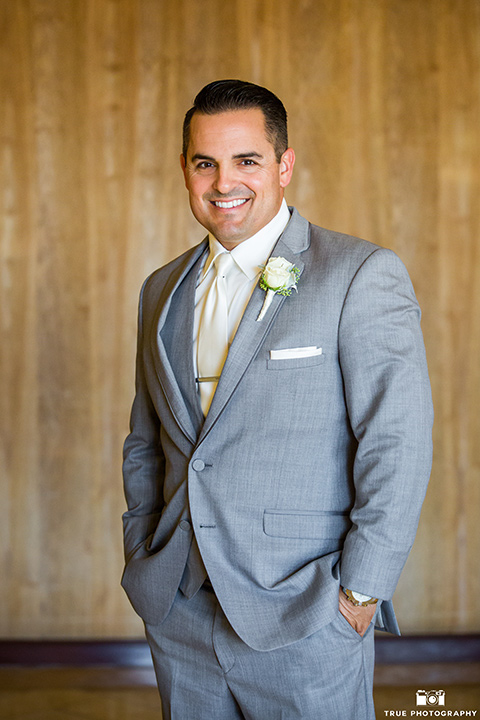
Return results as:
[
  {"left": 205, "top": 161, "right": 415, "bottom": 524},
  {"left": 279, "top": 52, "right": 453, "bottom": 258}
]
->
[
  {"left": 151, "top": 241, "right": 208, "bottom": 443},
  {"left": 198, "top": 208, "right": 309, "bottom": 442}
]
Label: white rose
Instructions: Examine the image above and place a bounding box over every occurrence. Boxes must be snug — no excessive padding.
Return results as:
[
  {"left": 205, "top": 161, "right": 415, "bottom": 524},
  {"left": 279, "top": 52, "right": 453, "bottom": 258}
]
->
[
  {"left": 263, "top": 257, "right": 295, "bottom": 290},
  {"left": 256, "top": 256, "right": 300, "bottom": 321}
]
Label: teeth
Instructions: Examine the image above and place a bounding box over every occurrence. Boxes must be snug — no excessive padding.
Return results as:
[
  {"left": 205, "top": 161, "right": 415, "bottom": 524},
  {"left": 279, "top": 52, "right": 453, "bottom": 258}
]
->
[{"left": 213, "top": 199, "right": 248, "bottom": 209}]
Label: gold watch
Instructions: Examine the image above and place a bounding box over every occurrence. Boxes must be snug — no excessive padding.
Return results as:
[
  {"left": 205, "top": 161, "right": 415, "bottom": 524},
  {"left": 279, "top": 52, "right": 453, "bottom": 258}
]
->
[{"left": 343, "top": 588, "right": 378, "bottom": 607}]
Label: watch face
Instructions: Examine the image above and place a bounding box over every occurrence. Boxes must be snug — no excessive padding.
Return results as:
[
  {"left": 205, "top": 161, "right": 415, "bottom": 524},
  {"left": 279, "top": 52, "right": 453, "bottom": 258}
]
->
[{"left": 345, "top": 589, "right": 377, "bottom": 606}]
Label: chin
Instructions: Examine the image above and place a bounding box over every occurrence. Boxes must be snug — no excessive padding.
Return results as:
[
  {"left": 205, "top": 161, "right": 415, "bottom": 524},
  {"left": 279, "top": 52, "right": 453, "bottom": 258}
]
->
[{"left": 213, "top": 222, "right": 248, "bottom": 242}]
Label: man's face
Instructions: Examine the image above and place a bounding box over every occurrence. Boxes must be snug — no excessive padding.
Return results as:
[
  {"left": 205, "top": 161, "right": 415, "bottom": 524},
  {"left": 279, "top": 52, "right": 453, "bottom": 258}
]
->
[{"left": 181, "top": 109, "right": 295, "bottom": 249}]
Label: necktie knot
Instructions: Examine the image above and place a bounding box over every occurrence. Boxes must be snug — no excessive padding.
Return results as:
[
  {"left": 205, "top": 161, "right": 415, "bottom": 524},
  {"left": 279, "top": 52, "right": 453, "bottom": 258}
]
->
[{"left": 214, "top": 252, "right": 234, "bottom": 279}]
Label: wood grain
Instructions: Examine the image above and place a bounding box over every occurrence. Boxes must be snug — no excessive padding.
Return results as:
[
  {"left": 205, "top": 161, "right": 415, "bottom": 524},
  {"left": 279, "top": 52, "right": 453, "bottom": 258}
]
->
[{"left": 0, "top": 0, "right": 478, "bottom": 637}]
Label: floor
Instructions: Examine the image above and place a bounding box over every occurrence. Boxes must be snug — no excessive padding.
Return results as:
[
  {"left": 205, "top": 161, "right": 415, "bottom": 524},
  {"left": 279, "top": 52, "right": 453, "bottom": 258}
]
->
[{"left": 0, "top": 667, "right": 479, "bottom": 719}]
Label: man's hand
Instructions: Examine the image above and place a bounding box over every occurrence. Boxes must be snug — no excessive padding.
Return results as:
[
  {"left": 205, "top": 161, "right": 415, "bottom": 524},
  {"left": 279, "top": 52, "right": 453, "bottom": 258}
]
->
[{"left": 338, "top": 588, "right": 376, "bottom": 637}]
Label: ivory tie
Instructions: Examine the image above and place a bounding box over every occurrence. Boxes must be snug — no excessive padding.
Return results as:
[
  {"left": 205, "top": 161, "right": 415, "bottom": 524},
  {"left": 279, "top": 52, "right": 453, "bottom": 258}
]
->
[{"left": 197, "top": 252, "right": 234, "bottom": 415}]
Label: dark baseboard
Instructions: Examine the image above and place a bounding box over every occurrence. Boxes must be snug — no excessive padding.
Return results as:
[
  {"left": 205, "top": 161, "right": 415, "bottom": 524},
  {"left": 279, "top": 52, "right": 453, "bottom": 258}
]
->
[
  {"left": 0, "top": 637, "right": 479, "bottom": 687},
  {"left": 0, "top": 640, "right": 153, "bottom": 667},
  {"left": 375, "top": 633, "right": 480, "bottom": 664},
  {"left": 0, "top": 636, "right": 479, "bottom": 667}
]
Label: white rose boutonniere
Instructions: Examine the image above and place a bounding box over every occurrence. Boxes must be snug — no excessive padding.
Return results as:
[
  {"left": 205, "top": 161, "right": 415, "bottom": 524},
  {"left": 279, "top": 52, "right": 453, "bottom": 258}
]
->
[{"left": 256, "top": 256, "right": 300, "bottom": 322}]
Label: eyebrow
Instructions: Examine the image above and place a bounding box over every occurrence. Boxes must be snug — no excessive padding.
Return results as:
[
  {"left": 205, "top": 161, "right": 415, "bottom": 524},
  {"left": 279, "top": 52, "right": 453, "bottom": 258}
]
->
[
  {"left": 233, "top": 152, "right": 263, "bottom": 160},
  {"left": 190, "top": 151, "right": 264, "bottom": 162}
]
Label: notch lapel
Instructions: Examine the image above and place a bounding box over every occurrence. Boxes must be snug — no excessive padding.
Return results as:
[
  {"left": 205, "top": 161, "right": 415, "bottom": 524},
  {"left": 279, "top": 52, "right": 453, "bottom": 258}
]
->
[{"left": 150, "top": 241, "right": 208, "bottom": 444}]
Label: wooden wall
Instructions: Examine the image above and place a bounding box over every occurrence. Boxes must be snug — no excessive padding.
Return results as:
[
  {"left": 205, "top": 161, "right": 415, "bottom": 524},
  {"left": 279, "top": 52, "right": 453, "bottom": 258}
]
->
[{"left": 1, "top": 0, "right": 478, "bottom": 638}]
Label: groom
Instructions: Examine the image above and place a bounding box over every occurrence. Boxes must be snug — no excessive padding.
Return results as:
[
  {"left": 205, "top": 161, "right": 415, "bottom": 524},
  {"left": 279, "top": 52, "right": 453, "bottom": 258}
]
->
[{"left": 122, "top": 79, "right": 433, "bottom": 719}]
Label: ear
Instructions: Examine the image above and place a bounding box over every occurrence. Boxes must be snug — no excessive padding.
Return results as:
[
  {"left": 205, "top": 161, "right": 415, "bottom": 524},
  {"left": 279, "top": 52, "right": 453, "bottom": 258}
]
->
[
  {"left": 279, "top": 148, "right": 295, "bottom": 188},
  {"left": 180, "top": 153, "right": 189, "bottom": 188}
]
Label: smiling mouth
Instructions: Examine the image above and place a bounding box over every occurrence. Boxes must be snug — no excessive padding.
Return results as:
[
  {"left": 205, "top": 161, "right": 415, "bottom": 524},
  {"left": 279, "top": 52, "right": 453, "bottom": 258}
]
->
[{"left": 211, "top": 198, "right": 249, "bottom": 209}]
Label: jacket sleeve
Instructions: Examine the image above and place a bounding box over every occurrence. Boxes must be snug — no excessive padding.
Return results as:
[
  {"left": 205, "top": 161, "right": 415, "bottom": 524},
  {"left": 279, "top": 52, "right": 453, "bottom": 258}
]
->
[
  {"left": 338, "top": 248, "right": 433, "bottom": 601},
  {"left": 122, "top": 278, "right": 165, "bottom": 564}
]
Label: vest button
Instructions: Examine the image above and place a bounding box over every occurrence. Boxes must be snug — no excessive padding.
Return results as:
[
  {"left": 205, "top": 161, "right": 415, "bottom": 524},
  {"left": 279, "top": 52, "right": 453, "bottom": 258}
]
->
[
  {"left": 179, "top": 519, "right": 191, "bottom": 531},
  {"left": 192, "top": 459, "right": 205, "bottom": 472}
]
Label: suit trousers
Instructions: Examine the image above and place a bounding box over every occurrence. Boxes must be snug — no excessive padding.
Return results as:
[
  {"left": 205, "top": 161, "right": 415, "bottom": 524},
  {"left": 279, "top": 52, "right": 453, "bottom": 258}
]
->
[{"left": 144, "top": 585, "right": 376, "bottom": 720}]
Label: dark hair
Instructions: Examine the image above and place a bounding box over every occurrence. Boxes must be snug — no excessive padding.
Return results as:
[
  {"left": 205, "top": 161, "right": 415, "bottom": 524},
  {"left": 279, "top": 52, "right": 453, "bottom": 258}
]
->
[{"left": 182, "top": 79, "right": 288, "bottom": 162}]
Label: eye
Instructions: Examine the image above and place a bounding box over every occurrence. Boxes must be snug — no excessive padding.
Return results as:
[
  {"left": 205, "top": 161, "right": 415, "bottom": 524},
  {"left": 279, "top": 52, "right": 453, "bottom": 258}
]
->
[
  {"left": 196, "top": 161, "right": 214, "bottom": 170},
  {"left": 241, "top": 159, "right": 257, "bottom": 166}
]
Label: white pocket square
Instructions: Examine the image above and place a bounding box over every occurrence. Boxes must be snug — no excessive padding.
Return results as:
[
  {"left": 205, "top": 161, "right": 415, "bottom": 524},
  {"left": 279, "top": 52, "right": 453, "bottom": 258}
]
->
[{"left": 269, "top": 346, "right": 322, "bottom": 360}]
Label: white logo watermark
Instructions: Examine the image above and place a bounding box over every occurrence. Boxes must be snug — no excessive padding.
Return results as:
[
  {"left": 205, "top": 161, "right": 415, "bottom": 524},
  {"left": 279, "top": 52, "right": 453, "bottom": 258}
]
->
[
  {"left": 417, "top": 690, "right": 446, "bottom": 707},
  {"left": 382, "top": 689, "right": 478, "bottom": 717}
]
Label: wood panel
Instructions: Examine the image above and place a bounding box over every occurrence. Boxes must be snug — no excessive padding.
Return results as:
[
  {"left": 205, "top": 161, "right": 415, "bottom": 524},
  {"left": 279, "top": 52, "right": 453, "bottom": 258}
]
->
[{"left": 0, "top": 0, "right": 479, "bottom": 637}]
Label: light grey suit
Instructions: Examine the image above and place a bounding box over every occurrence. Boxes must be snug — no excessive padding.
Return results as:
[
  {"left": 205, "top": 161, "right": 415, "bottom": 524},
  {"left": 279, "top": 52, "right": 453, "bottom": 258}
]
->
[{"left": 122, "top": 208, "right": 433, "bottom": 715}]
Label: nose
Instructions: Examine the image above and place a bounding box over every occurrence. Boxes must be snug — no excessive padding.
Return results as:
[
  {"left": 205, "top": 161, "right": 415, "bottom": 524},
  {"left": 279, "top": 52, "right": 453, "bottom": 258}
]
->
[{"left": 213, "top": 164, "right": 235, "bottom": 195}]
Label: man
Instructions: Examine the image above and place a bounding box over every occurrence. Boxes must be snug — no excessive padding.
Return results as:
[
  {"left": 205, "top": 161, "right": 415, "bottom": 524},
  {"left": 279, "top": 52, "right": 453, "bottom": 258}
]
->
[{"left": 122, "top": 79, "right": 433, "bottom": 719}]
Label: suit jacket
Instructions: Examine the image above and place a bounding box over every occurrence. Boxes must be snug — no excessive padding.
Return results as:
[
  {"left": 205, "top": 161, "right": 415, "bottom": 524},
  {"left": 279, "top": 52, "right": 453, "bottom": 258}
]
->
[{"left": 122, "top": 207, "right": 433, "bottom": 651}]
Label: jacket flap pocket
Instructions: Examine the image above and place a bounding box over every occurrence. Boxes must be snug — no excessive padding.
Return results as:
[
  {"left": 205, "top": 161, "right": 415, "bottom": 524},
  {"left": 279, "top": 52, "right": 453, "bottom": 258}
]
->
[{"left": 263, "top": 509, "right": 350, "bottom": 539}]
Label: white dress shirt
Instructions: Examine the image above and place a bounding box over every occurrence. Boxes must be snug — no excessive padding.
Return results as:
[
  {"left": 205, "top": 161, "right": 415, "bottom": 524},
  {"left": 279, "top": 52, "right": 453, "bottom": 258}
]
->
[{"left": 193, "top": 199, "right": 291, "bottom": 378}]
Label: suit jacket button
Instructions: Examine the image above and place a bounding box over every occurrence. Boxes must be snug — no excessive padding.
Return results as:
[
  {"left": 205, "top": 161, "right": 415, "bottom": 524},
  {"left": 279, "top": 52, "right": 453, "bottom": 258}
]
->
[
  {"left": 179, "top": 519, "right": 191, "bottom": 531},
  {"left": 192, "top": 459, "right": 205, "bottom": 471}
]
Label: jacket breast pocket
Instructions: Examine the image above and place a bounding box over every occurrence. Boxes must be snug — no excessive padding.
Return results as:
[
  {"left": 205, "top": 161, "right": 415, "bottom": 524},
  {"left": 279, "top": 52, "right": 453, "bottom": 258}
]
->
[
  {"left": 263, "top": 509, "right": 350, "bottom": 540},
  {"left": 266, "top": 353, "right": 326, "bottom": 371}
]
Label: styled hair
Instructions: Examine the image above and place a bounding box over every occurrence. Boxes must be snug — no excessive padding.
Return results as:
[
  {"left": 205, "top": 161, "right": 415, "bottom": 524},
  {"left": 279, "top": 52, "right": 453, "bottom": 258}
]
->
[{"left": 182, "top": 79, "right": 288, "bottom": 162}]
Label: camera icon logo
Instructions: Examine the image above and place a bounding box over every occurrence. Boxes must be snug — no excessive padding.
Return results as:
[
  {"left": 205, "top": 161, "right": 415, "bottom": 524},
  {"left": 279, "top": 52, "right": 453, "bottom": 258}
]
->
[{"left": 416, "top": 690, "right": 446, "bottom": 706}]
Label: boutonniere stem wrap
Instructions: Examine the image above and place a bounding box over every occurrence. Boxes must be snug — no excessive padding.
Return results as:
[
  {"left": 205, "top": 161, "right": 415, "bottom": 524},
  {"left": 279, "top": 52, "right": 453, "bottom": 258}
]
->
[{"left": 256, "top": 256, "right": 300, "bottom": 322}]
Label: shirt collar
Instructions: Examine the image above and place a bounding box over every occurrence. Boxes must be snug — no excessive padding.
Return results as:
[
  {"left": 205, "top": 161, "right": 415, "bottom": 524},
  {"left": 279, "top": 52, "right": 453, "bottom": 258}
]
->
[{"left": 201, "top": 199, "right": 291, "bottom": 282}]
